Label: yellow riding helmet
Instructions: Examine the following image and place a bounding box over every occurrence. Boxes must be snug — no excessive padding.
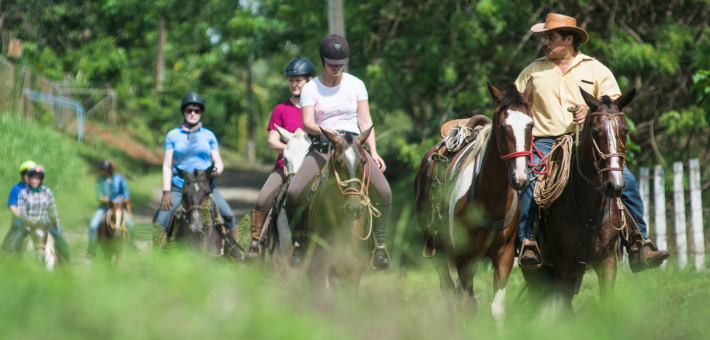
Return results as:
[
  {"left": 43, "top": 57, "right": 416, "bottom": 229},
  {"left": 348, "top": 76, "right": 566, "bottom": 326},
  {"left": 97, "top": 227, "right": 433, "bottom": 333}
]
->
[{"left": 20, "top": 160, "right": 37, "bottom": 173}]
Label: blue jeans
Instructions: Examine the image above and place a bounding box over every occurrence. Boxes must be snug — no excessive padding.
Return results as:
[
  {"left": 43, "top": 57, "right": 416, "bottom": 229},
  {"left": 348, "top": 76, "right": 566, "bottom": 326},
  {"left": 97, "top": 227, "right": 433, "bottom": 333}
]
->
[
  {"left": 518, "top": 137, "right": 648, "bottom": 245},
  {"left": 88, "top": 205, "right": 136, "bottom": 251},
  {"left": 153, "top": 185, "right": 236, "bottom": 231},
  {"left": 11, "top": 225, "right": 70, "bottom": 262}
]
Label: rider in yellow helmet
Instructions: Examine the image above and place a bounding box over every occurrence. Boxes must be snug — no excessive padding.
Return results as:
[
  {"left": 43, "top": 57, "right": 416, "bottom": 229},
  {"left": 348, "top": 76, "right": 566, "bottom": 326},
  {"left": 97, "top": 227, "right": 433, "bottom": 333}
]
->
[{"left": 1, "top": 160, "right": 36, "bottom": 252}]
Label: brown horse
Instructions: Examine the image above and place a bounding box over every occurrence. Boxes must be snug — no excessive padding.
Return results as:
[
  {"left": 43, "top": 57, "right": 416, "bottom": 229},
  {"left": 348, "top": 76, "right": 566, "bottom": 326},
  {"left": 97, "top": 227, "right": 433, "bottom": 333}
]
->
[
  {"left": 523, "top": 88, "right": 636, "bottom": 314},
  {"left": 414, "top": 80, "right": 535, "bottom": 326},
  {"left": 97, "top": 198, "right": 131, "bottom": 264},
  {"left": 167, "top": 165, "right": 241, "bottom": 259},
  {"left": 302, "top": 126, "right": 375, "bottom": 295}
]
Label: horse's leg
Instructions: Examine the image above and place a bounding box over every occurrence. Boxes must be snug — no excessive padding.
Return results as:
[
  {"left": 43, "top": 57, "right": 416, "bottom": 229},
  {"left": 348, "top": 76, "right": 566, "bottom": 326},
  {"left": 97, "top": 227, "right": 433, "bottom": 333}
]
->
[
  {"left": 553, "top": 264, "right": 576, "bottom": 316},
  {"left": 490, "top": 233, "right": 516, "bottom": 331},
  {"left": 306, "top": 244, "right": 327, "bottom": 295},
  {"left": 594, "top": 252, "right": 617, "bottom": 301},
  {"left": 431, "top": 245, "right": 455, "bottom": 303},
  {"left": 455, "top": 252, "right": 478, "bottom": 317}
]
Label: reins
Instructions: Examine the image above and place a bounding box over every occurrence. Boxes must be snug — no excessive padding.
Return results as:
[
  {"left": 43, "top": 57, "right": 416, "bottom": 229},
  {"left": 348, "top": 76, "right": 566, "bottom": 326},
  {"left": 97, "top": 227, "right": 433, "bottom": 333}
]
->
[
  {"left": 574, "top": 110, "right": 627, "bottom": 189},
  {"left": 331, "top": 149, "right": 382, "bottom": 241}
]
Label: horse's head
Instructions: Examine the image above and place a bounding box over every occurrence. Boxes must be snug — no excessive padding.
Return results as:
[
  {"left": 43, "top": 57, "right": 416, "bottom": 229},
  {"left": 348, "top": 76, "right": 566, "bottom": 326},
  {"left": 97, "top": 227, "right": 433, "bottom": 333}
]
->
[
  {"left": 321, "top": 126, "right": 373, "bottom": 221},
  {"left": 275, "top": 125, "right": 311, "bottom": 176},
  {"left": 108, "top": 196, "right": 127, "bottom": 231},
  {"left": 487, "top": 78, "right": 535, "bottom": 191},
  {"left": 580, "top": 88, "right": 635, "bottom": 197},
  {"left": 177, "top": 164, "right": 217, "bottom": 233}
]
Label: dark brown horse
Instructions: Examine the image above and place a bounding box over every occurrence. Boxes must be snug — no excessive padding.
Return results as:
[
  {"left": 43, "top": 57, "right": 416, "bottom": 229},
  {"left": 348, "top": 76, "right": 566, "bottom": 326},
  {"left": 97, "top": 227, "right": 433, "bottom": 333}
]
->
[
  {"left": 523, "top": 88, "right": 636, "bottom": 314},
  {"left": 414, "top": 80, "right": 535, "bottom": 326},
  {"left": 168, "top": 165, "right": 241, "bottom": 259},
  {"left": 302, "top": 126, "right": 375, "bottom": 295},
  {"left": 97, "top": 198, "right": 131, "bottom": 264}
]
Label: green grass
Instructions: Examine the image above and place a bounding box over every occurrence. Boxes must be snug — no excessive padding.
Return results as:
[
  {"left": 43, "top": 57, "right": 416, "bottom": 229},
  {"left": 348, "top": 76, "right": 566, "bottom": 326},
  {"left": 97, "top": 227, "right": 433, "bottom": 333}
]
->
[{"left": 0, "top": 251, "right": 708, "bottom": 339}]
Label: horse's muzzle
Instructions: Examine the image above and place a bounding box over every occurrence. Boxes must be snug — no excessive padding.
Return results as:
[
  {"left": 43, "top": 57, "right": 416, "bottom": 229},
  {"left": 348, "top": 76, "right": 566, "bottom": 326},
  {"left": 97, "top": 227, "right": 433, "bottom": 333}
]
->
[
  {"left": 603, "top": 172, "right": 626, "bottom": 198},
  {"left": 344, "top": 203, "right": 365, "bottom": 220}
]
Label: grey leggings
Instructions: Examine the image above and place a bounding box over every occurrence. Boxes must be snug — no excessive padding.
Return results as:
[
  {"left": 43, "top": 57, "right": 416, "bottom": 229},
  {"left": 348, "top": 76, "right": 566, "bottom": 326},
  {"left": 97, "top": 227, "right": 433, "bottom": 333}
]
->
[
  {"left": 255, "top": 169, "right": 287, "bottom": 210},
  {"left": 153, "top": 185, "right": 236, "bottom": 231},
  {"left": 286, "top": 150, "right": 392, "bottom": 207}
]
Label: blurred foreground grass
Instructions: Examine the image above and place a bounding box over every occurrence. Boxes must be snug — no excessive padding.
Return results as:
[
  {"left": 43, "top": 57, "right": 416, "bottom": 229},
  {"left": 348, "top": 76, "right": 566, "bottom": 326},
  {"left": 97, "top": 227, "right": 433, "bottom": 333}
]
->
[{"left": 0, "top": 247, "right": 708, "bottom": 340}]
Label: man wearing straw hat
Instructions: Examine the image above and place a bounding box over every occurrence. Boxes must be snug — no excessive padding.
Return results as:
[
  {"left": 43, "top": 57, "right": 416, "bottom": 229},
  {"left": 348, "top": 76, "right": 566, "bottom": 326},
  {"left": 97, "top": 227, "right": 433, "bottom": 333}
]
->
[{"left": 514, "top": 13, "right": 669, "bottom": 272}]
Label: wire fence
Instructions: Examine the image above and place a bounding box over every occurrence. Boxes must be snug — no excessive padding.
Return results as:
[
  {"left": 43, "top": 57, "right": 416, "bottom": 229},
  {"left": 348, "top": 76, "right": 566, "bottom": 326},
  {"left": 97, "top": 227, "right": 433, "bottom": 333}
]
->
[{"left": 0, "top": 56, "right": 117, "bottom": 140}]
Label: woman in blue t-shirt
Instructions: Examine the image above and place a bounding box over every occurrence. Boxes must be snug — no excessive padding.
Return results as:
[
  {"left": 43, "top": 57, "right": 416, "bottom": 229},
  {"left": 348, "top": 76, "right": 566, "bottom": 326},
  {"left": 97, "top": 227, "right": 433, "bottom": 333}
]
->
[{"left": 153, "top": 93, "right": 237, "bottom": 239}]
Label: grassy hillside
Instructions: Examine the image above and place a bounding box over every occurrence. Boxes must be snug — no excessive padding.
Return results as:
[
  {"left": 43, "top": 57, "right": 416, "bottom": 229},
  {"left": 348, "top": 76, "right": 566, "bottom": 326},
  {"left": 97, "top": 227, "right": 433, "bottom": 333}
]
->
[{"left": 0, "top": 114, "right": 157, "bottom": 237}]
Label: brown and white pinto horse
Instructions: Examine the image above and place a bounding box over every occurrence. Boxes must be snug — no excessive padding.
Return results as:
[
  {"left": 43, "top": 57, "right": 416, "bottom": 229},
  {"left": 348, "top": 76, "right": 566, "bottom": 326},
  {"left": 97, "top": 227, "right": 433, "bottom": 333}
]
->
[
  {"left": 97, "top": 197, "right": 131, "bottom": 264},
  {"left": 523, "top": 88, "right": 636, "bottom": 314},
  {"left": 415, "top": 80, "right": 535, "bottom": 326}
]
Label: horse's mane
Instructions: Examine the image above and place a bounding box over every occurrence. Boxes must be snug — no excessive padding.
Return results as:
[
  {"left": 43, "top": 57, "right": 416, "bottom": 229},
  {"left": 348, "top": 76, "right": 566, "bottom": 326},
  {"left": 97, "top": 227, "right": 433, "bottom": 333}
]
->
[
  {"left": 343, "top": 132, "right": 355, "bottom": 144},
  {"left": 601, "top": 95, "right": 613, "bottom": 110},
  {"left": 499, "top": 84, "right": 529, "bottom": 109}
]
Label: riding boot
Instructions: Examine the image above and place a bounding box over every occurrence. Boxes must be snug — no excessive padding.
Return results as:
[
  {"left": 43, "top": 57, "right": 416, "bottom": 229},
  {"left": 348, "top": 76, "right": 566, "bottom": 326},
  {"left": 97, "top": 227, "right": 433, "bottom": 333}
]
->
[
  {"left": 285, "top": 203, "right": 307, "bottom": 267},
  {"left": 519, "top": 238, "right": 542, "bottom": 270},
  {"left": 248, "top": 209, "right": 269, "bottom": 256},
  {"left": 627, "top": 236, "right": 669, "bottom": 273},
  {"left": 371, "top": 203, "right": 392, "bottom": 270}
]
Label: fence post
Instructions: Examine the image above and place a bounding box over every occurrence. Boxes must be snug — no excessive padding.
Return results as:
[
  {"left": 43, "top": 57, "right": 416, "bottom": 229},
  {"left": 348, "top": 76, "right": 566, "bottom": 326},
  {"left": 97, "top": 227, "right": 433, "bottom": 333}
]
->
[
  {"left": 689, "top": 159, "right": 705, "bottom": 271},
  {"left": 673, "top": 162, "right": 687, "bottom": 269},
  {"left": 654, "top": 165, "right": 667, "bottom": 268},
  {"left": 639, "top": 167, "right": 650, "bottom": 231}
]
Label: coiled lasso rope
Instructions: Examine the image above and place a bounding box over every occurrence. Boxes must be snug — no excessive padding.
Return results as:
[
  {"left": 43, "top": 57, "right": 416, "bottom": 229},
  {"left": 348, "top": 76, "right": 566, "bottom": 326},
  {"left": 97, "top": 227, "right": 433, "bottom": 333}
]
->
[
  {"left": 533, "top": 134, "right": 574, "bottom": 209},
  {"left": 444, "top": 124, "right": 471, "bottom": 153}
]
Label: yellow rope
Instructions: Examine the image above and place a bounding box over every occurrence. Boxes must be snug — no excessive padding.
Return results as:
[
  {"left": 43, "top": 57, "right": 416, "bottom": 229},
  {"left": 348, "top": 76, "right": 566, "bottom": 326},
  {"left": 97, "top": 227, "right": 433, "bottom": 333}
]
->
[
  {"left": 533, "top": 135, "right": 574, "bottom": 209},
  {"left": 337, "top": 177, "right": 382, "bottom": 241}
]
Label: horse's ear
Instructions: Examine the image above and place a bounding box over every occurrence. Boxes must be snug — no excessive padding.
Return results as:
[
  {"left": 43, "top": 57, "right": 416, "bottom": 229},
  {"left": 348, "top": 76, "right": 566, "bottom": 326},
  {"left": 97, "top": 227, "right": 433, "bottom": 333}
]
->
[
  {"left": 614, "top": 88, "right": 636, "bottom": 111},
  {"left": 274, "top": 125, "right": 293, "bottom": 142},
  {"left": 521, "top": 77, "right": 534, "bottom": 104},
  {"left": 487, "top": 82, "right": 503, "bottom": 106},
  {"left": 356, "top": 125, "right": 374, "bottom": 145},
  {"left": 580, "top": 87, "right": 601, "bottom": 113},
  {"left": 176, "top": 167, "right": 189, "bottom": 179},
  {"left": 320, "top": 127, "right": 342, "bottom": 145}
]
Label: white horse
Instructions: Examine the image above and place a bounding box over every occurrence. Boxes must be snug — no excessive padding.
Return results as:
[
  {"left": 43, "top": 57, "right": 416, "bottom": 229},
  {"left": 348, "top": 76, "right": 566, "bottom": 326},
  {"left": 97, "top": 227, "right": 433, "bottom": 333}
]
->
[
  {"left": 269, "top": 125, "right": 310, "bottom": 277},
  {"left": 25, "top": 224, "right": 58, "bottom": 271}
]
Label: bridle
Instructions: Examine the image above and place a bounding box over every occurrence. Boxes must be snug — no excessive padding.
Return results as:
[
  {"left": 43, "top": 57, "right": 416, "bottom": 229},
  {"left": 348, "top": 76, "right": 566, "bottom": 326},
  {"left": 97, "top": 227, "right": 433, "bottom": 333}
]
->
[
  {"left": 330, "top": 149, "right": 381, "bottom": 241},
  {"left": 182, "top": 178, "right": 211, "bottom": 214},
  {"left": 493, "top": 109, "right": 547, "bottom": 174},
  {"left": 575, "top": 110, "right": 627, "bottom": 188}
]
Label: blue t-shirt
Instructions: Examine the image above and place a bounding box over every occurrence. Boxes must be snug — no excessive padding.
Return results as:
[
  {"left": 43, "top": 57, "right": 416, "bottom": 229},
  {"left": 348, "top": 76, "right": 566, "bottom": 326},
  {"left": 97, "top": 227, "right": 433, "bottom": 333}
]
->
[
  {"left": 95, "top": 173, "right": 131, "bottom": 203},
  {"left": 164, "top": 126, "right": 219, "bottom": 188},
  {"left": 8, "top": 181, "right": 26, "bottom": 226}
]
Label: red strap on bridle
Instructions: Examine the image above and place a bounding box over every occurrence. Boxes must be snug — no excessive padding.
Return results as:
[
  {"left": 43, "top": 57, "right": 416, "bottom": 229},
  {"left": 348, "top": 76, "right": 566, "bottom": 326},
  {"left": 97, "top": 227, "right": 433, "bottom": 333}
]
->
[{"left": 494, "top": 113, "right": 548, "bottom": 175}]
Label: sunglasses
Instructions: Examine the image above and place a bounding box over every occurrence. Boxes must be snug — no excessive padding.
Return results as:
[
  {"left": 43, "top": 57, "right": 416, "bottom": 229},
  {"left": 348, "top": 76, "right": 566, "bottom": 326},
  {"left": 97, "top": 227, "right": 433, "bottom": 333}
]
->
[{"left": 184, "top": 109, "right": 202, "bottom": 114}]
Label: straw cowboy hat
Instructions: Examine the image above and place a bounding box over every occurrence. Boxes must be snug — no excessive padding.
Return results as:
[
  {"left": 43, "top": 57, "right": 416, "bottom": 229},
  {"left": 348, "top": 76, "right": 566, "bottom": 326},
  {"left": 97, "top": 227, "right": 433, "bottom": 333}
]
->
[{"left": 531, "top": 13, "right": 589, "bottom": 44}]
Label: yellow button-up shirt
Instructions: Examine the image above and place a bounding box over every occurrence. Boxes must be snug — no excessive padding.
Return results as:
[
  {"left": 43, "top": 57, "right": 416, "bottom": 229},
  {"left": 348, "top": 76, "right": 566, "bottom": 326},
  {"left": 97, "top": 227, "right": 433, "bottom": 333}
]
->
[{"left": 515, "top": 53, "right": 621, "bottom": 137}]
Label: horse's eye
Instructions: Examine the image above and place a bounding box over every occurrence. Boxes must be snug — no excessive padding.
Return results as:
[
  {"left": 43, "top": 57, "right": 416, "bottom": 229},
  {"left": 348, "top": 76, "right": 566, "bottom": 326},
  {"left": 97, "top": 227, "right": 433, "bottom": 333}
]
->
[{"left": 591, "top": 128, "right": 599, "bottom": 137}]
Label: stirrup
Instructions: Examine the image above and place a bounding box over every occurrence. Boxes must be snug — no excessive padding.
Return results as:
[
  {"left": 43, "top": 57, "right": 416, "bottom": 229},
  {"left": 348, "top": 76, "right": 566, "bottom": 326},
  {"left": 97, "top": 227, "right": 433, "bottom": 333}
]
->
[
  {"left": 371, "top": 245, "right": 391, "bottom": 270},
  {"left": 519, "top": 239, "right": 542, "bottom": 270}
]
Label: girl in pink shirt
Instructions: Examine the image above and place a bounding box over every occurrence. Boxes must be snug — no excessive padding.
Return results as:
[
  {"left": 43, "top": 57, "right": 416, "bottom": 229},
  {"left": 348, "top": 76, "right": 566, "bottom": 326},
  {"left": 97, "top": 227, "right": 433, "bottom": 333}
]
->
[{"left": 248, "top": 58, "right": 315, "bottom": 255}]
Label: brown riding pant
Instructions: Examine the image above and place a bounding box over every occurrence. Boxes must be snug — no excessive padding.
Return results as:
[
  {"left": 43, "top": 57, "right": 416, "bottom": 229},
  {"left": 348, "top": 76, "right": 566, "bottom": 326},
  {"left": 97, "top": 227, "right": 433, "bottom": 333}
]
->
[
  {"left": 255, "top": 169, "right": 287, "bottom": 210},
  {"left": 286, "top": 150, "right": 392, "bottom": 207}
]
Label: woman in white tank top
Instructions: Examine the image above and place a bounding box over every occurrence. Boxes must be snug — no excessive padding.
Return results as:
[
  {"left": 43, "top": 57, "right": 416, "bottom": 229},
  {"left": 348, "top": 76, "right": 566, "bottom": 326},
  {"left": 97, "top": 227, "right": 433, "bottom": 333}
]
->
[{"left": 284, "top": 34, "right": 392, "bottom": 270}]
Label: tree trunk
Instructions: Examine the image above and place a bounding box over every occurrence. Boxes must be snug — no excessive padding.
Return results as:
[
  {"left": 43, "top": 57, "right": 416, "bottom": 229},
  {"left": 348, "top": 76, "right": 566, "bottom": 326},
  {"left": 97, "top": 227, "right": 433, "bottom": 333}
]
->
[
  {"left": 155, "top": 16, "right": 166, "bottom": 92},
  {"left": 246, "top": 52, "right": 255, "bottom": 163}
]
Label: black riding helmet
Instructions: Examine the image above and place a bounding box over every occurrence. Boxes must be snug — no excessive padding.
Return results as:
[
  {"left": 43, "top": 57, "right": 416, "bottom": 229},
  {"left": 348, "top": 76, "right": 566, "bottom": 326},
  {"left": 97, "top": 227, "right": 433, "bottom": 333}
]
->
[
  {"left": 180, "top": 93, "right": 205, "bottom": 113},
  {"left": 97, "top": 160, "right": 113, "bottom": 172},
  {"left": 319, "top": 34, "right": 349, "bottom": 65},
  {"left": 285, "top": 57, "right": 316, "bottom": 77}
]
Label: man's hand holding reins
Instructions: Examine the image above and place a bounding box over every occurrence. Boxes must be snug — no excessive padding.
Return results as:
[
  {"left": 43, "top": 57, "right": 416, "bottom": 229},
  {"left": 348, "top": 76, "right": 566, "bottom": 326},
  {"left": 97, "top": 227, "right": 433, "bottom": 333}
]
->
[{"left": 571, "top": 104, "right": 589, "bottom": 124}]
